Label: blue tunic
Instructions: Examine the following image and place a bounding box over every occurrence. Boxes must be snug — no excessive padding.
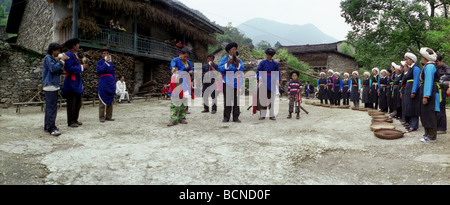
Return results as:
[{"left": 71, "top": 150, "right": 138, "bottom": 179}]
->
[
  {"left": 257, "top": 59, "right": 280, "bottom": 91},
  {"left": 422, "top": 64, "right": 440, "bottom": 112},
  {"left": 97, "top": 59, "right": 116, "bottom": 106},
  {"left": 170, "top": 57, "right": 194, "bottom": 95},
  {"left": 61, "top": 51, "right": 83, "bottom": 96},
  {"left": 218, "top": 55, "right": 245, "bottom": 89}
]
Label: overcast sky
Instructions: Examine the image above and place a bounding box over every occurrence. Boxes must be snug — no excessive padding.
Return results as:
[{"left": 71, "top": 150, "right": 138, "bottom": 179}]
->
[{"left": 178, "top": 0, "right": 353, "bottom": 41}]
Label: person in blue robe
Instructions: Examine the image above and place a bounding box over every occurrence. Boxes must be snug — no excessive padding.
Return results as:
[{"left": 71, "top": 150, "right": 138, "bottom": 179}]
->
[
  {"left": 256, "top": 48, "right": 280, "bottom": 120},
  {"left": 419, "top": 47, "right": 440, "bottom": 142},
  {"left": 61, "top": 38, "right": 88, "bottom": 128},
  {"left": 167, "top": 48, "right": 194, "bottom": 127},
  {"left": 97, "top": 47, "right": 116, "bottom": 123},
  {"left": 219, "top": 42, "right": 245, "bottom": 123}
]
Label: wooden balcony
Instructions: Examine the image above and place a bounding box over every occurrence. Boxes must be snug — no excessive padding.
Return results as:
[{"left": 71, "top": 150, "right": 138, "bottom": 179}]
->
[{"left": 78, "top": 27, "right": 196, "bottom": 62}]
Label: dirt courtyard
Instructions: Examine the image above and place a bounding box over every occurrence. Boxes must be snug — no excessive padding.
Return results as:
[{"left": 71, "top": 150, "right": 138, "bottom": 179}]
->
[{"left": 0, "top": 96, "right": 449, "bottom": 185}]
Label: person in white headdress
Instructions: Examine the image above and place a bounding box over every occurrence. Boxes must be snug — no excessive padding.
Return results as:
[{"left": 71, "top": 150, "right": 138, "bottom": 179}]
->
[
  {"left": 317, "top": 72, "right": 328, "bottom": 104},
  {"left": 402, "top": 52, "right": 421, "bottom": 132},
  {"left": 326, "top": 69, "right": 335, "bottom": 105},
  {"left": 332, "top": 72, "right": 343, "bottom": 105},
  {"left": 350, "top": 71, "right": 361, "bottom": 107},
  {"left": 378, "top": 69, "right": 390, "bottom": 112},
  {"left": 419, "top": 47, "right": 440, "bottom": 142},
  {"left": 362, "top": 71, "right": 371, "bottom": 108},
  {"left": 342, "top": 72, "right": 352, "bottom": 105},
  {"left": 369, "top": 67, "right": 380, "bottom": 110}
]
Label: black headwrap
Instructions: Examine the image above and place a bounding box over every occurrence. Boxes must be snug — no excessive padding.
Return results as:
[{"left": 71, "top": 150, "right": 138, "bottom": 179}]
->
[
  {"left": 225, "top": 42, "right": 238, "bottom": 53},
  {"left": 265, "top": 48, "right": 276, "bottom": 56},
  {"left": 64, "top": 38, "right": 80, "bottom": 50}
]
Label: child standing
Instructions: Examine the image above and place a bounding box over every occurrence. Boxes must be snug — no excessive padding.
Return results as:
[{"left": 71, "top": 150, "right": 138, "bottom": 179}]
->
[{"left": 287, "top": 71, "right": 302, "bottom": 119}]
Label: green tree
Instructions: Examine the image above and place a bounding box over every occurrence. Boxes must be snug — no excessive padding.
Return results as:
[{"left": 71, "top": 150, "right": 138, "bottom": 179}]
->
[
  {"left": 341, "top": 0, "right": 434, "bottom": 68},
  {"left": 256, "top": 40, "right": 272, "bottom": 50}
]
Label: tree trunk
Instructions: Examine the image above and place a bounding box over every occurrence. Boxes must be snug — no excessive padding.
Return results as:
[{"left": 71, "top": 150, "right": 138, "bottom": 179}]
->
[
  {"left": 429, "top": 0, "right": 436, "bottom": 17},
  {"left": 445, "top": 3, "right": 448, "bottom": 18}
]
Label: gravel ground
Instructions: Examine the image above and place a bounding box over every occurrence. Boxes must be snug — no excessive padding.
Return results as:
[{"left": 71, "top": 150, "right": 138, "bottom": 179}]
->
[{"left": 0, "top": 97, "right": 449, "bottom": 185}]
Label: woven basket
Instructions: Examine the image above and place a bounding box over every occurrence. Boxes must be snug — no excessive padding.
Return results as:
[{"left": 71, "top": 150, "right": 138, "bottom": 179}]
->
[
  {"left": 374, "top": 129, "right": 404, "bottom": 140},
  {"left": 370, "top": 123, "right": 396, "bottom": 131},
  {"left": 372, "top": 118, "right": 393, "bottom": 123},
  {"left": 372, "top": 115, "right": 389, "bottom": 119}
]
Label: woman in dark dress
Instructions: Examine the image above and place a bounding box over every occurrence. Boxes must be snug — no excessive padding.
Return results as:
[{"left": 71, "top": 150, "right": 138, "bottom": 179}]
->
[
  {"left": 369, "top": 67, "right": 380, "bottom": 110},
  {"left": 402, "top": 52, "right": 421, "bottom": 132},
  {"left": 317, "top": 72, "right": 328, "bottom": 104},
  {"left": 362, "top": 72, "right": 371, "bottom": 108},
  {"left": 350, "top": 71, "right": 361, "bottom": 108},
  {"left": 378, "top": 69, "right": 389, "bottom": 113}
]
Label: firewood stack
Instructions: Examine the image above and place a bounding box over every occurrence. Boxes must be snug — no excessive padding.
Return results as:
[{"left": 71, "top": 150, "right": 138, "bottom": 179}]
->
[
  {"left": 139, "top": 63, "right": 172, "bottom": 94},
  {"left": 78, "top": 49, "right": 135, "bottom": 98}
]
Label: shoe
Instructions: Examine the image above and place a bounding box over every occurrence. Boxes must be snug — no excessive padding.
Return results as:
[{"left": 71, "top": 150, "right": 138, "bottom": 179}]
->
[
  {"left": 201, "top": 110, "right": 209, "bottom": 113},
  {"left": 269, "top": 117, "right": 276, "bottom": 120},
  {"left": 69, "top": 123, "right": 79, "bottom": 128},
  {"left": 437, "top": 131, "right": 447, "bottom": 135},
  {"left": 259, "top": 117, "right": 266, "bottom": 120},
  {"left": 77, "top": 122, "right": 83, "bottom": 126},
  {"left": 296, "top": 114, "right": 300, "bottom": 119},
  {"left": 287, "top": 113, "right": 292, "bottom": 119},
  {"left": 406, "top": 128, "right": 417, "bottom": 133},
  {"left": 167, "top": 121, "right": 178, "bottom": 127},
  {"left": 233, "top": 119, "right": 241, "bottom": 123},
  {"left": 211, "top": 110, "right": 217, "bottom": 114},
  {"left": 118, "top": 101, "right": 122, "bottom": 104},
  {"left": 105, "top": 118, "right": 115, "bottom": 121},
  {"left": 128, "top": 101, "right": 131, "bottom": 103},
  {"left": 186, "top": 111, "right": 191, "bottom": 114},
  {"left": 100, "top": 118, "right": 105, "bottom": 123},
  {"left": 420, "top": 137, "right": 436, "bottom": 143},
  {"left": 50, "top": 130, "right": 61, "bottom": 137},
  {"left": 222, "top": 119, "right": 229, "bottom": 123},
  {"left": 179, "top": 119, "right": 188, "bottom": 124}
]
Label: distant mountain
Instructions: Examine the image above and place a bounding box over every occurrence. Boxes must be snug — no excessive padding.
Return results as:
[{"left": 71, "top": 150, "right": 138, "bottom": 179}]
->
[{"left": 237, "top": 18, "right": 338, "bottom": 47}]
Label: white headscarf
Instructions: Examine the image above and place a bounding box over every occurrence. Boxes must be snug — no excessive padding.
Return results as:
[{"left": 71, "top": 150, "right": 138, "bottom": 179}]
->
[
  {"left": 352, "top": 71, "right": 359, "bottom": 76},
  {"left": 344, "top": 72, "right": 349, "bottom": 77},
  {"left": 363, "top": 72, "right": 370, "bottom": 78},
  {"left": 372, "top": 67, "right": 380, "bottom": 75},
  {"left": 320, "top": 72, "right": 326, "bottom": 77},
  {"left": 404, "top": 52, "right": 417, "bottom": 63},
  {"left": 420, "top": 47, "right": 437, "bottom": 62}
]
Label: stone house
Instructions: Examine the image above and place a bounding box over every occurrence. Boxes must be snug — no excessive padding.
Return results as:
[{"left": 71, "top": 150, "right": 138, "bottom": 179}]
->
[
  {"left": 2, "top": 0, "right": 223, "bottom": 105},
  {"left": 279, "top": 41, "right": 360, "bottom": 75}
]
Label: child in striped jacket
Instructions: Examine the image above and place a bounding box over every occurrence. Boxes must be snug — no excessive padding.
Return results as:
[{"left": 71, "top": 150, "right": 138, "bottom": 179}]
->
[{"left": 287, "top": 71, "right": 303, "bottom": 119}]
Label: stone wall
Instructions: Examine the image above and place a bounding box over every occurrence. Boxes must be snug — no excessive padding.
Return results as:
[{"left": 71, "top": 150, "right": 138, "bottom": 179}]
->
[
  {"left": 0, "top": 41, "right": 46, "bottom": 107},
  {"left": 16, "top": 0, "right": 54, "bottom": 54},
  {"left": 327, "top": 53, "right": 359, "bottom": 74}
]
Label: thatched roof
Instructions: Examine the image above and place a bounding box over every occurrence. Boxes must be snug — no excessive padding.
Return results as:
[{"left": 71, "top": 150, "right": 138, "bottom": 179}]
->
[
  {"left": 77, "top": 0, "right": 221, "bottom": 45},
  {"left": 279, "top": 41, "right": 354, "bottom": 59}
]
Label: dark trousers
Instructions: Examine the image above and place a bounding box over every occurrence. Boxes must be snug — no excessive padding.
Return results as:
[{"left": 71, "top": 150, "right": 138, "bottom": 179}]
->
[
  {"left": 202, "top": 83, "right": 217, "bottom": 112},
  {"left": 405, "top": 116, "right": 419, "bottom": 130},
  {"left": 437, "top": 97, "right": 447, "bottom": 131},
  {"left": 44, "top": 91, "right": 59, "bottom": 133},
  {"left": 99, "top": 101, "right": 113, "bottom": 120},
  {"left": 223, "top": 83, "right": 240, "bottom": 121},
  {"left": 66, "top": 92, "right": 82, "bottom": 126}
]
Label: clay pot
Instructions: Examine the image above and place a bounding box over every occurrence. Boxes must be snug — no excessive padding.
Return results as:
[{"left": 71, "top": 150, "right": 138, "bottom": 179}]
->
[{"left": 370, "top": 123, "right": 396, "bottom": 131}]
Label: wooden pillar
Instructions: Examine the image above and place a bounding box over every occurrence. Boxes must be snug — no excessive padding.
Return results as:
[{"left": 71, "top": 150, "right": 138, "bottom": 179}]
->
[{"left": 72, "top": 0, "right": 78, "bottom": 38}]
